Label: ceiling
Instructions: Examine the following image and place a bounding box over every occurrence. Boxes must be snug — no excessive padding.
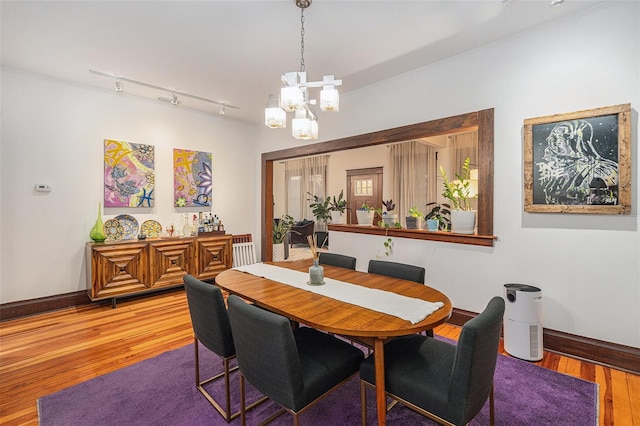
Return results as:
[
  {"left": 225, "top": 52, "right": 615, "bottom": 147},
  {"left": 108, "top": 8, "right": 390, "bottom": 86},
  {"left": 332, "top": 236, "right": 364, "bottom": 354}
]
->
[{"left": 1, "top": 0, "right": 606, "bottom": 126}]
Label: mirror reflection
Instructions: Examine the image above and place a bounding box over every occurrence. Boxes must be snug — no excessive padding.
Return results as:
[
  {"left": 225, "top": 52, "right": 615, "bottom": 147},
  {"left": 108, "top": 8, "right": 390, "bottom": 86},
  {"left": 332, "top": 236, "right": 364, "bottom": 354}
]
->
[
  {"left": 273, "top": 130, "right": 478, "bottom": 231},
  {"left": 262, "top": 108, "right": 494, "bottom": 258}
]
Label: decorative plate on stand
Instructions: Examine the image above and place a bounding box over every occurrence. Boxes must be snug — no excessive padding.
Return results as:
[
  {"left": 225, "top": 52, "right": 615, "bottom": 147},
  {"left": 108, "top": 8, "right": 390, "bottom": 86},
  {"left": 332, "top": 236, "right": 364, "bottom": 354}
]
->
[
  {"left": 115, "top": 214, "right": 139, "bottom": 240},
  {"left": 104, "top": 219, "right": 124, "bottom": 241},
  {"left": 140, "top": 220, "right": 162, "bottom": 238}
]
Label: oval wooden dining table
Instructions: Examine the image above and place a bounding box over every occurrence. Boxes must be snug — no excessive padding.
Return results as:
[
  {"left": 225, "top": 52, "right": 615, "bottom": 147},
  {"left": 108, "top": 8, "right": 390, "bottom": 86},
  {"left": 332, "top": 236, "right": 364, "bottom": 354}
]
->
[{"left": 215, "top": 259, "right": 452, "bottom": 425}]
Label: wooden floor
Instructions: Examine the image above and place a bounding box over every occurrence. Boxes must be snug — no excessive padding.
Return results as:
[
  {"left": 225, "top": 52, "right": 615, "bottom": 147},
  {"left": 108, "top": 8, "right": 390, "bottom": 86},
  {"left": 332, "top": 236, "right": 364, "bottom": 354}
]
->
[{"left": 1, "top": 289, "right": 638, "bottom": 425}]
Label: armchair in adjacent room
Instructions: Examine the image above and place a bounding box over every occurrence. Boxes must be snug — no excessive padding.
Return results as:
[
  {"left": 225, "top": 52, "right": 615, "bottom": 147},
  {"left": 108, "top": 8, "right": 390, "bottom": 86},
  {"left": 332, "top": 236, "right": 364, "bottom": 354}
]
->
[{"left": 289, "top": 219, "right": 314, "bottom": 247}]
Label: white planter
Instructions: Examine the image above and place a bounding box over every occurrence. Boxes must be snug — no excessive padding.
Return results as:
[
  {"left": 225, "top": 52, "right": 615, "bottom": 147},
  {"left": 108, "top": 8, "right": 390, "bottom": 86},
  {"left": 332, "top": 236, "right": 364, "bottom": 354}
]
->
[
  {"left": 451, "top": 210, "right": 476, "bottom": 234},
  {"left": 272, "top": 243, "right": 285, "bottom": 261},
  {"left": 356, "top": 210, "right": 375, "bottom": 226},
  {"left": 381, "top": 214, "right": 398, "bottom": 227},
  {"left": 330, "top": 211, "right": 345, "bottom": 224}
]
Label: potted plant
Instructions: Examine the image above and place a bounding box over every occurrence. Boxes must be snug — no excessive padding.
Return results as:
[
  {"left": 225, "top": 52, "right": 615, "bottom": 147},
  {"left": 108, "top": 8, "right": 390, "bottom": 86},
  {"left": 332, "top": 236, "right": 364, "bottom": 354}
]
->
[
  {"left": 272, "top": 214, "right": 295, "bottom": 261},
  {"left": 307, "top": 192, "right": 331, "bottom": 247},
  {"left": 328, "top": 190, "right": 347, "bottom": 224},
  {"left": 425, "top": 202, "right": 451, "bottom": 231},
  {"left": 356, "top": 203, "right": 375, "bottom": 226},
  {"left": 380, "top": 199, "right": 398, "bottom": 227},
  {"left": 439, "top": 157, "right": 477, "bottom": 234},
  {"left": 406, "top": 207, "right": 424, "bottom": 229}
]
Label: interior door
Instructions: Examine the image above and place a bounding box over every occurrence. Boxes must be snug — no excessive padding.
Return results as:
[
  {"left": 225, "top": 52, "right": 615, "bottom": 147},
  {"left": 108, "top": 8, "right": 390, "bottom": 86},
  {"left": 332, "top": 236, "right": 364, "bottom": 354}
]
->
[{"left": 346, "top": 167, "right": 383, "bottom": 224}]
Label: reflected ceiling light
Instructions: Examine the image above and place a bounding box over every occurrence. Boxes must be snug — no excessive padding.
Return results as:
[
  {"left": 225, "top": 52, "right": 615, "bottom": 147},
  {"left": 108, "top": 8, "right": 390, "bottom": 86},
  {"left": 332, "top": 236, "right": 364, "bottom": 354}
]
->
[
  {"left": 550, "top": 0, "right": 564, "bottom": 6},
  {"left": 219, "top": 105, "right": 226, "bottom": 115},
  {"left": 264, "top": 0, "right": 342, "bottom": 140}
]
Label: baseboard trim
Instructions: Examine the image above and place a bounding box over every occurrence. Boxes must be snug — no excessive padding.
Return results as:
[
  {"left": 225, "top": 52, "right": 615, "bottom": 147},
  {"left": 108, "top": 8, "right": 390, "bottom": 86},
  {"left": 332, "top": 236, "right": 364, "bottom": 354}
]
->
[
  {"left": 449, "top": 307, "right": 640, "bottom": 374},
  {"left": 2, "top": 294, "right": 638, "bottom": 373},
  {"left": 0, "top": 291, "right": 92, "bottom": 321}
]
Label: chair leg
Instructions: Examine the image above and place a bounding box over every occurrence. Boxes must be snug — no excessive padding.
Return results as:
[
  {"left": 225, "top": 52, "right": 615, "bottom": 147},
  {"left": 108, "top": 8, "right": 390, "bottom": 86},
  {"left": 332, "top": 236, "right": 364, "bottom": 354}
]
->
[
  {"left": 489, "top": 383, "right": 495, "bottom": 426},
  {"left": 223, "top": 357, "right": 232, "bottom": 418},
  {"left": 194, "top": 337, "right": 267, "bottom": 422},
  {"left": 240, "top": 373, "right": 246, "bottom": 426},
  {"left": 360, "top": 380, "right": 367, "bottom": 426}
]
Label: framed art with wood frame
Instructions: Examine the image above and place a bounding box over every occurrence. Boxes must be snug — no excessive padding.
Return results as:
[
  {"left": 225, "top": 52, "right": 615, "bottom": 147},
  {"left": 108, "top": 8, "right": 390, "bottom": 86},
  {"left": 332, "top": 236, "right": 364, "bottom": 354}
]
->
[{"left": 524, "top": 103, "right": 631, "bottom": 214}]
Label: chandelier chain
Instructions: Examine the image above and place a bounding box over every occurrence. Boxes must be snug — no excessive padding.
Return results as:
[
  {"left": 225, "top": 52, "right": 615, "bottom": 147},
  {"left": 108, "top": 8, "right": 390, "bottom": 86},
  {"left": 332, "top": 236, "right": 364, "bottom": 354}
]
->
[{"left": 299, "top": 8, "right": 305, "bottom": 72}]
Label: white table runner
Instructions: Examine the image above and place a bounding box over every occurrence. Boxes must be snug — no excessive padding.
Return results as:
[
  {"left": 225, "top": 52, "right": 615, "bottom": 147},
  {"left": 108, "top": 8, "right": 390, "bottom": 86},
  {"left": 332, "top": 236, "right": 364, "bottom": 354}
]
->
[{"left": 233, "top": 263, "right": 444, "bottom": 324}]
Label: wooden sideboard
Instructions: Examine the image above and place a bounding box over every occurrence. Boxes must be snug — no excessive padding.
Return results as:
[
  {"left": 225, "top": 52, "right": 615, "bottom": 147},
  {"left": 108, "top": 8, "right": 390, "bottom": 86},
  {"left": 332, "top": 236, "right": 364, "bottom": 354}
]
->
[{"left": 86, "top": 235, "right": 232, "bottom": 306}]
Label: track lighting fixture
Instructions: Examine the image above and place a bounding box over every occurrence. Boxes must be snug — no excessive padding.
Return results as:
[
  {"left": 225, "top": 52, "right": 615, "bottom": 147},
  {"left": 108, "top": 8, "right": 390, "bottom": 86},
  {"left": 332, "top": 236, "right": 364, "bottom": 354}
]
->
[{"left": 90, "top": 69, "right": 239, "bottom": 114}]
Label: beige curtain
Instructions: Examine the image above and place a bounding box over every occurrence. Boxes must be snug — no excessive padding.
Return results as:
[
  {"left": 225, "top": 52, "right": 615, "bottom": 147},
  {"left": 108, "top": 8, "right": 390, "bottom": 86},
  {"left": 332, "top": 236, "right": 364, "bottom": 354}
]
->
[
  {"left": 449, "top": 131, "right": 478, "bottom": 177},
  {"left": 448, "top": 131, "right": 478, "bottom": 210},
  {"left": 284, "top": 155, "right": 329, "bottom": 222},
  {"left": 390, "top": 141, "right": 436, "bottom": 222}
]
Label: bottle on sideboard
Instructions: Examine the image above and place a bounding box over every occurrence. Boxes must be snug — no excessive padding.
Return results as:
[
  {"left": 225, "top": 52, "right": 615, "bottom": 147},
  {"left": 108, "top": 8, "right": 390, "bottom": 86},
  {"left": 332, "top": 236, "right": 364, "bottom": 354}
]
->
[{"left": 89, "top": 202, "right": 107, "bottom": 243}]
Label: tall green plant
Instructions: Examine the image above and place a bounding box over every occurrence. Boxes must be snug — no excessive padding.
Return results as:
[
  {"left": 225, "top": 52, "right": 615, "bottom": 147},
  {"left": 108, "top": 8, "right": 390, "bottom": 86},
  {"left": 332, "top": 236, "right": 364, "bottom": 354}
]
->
[
  {"left": 439, "top": 157, "right": 476, "bottom": 211},
  {"left": 272, "top": 215, "right": 295, "bottom": 244},
  {"left": 307, "top": 192, "right": 331, "bottom": 222}
]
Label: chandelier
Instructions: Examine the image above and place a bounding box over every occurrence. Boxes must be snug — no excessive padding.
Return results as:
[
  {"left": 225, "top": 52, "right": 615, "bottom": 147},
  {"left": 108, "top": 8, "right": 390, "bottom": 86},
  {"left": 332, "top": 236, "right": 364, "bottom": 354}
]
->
[{"left": 264, "top": 0, "right": 342, "bottom": 140}]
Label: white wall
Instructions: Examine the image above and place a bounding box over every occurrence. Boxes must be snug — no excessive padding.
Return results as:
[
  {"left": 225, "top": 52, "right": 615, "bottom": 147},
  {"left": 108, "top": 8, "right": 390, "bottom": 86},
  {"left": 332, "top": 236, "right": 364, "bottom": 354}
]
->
[
  {"left": 0, "top": 68, "right": 259, "bottom": 303},
  {"left": 257, "top": 2, "right": 640, "bottom": 347}
]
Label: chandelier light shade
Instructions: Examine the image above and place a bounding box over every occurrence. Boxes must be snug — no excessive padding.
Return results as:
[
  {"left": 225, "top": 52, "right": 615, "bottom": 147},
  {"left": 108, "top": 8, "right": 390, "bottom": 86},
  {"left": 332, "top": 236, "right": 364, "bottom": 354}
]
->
[
  {"left": 292, "top": 109, "right": 311, "bottom": 140},
  {"left": 265, "top": 94, "right": 287, "bottom": 128},
  {"left": 320, "top": 75, "right": 339, "bottom": 111},
  {"left": 264, "top": 0, "right": 342, "bottom": 140},
  {"left": 281, "top": 86, "right": 304, "bottom": 112}
]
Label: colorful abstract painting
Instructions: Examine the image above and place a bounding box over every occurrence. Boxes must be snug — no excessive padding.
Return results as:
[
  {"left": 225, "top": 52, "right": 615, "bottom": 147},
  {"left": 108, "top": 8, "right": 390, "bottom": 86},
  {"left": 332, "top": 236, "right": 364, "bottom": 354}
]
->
[
  {"left": 173, "top": 149, "right": 212, "bottom": 207},
  {"left": 104, "top": 140, "right": 155, "bottom": 207}
]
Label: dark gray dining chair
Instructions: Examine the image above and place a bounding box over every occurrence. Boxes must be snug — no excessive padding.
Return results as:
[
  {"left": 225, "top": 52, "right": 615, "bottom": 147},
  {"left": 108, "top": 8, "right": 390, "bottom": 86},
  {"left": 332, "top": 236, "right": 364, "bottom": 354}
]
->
[
  {"left": 360, "top": 296, "right": 505, "bottom": 426},
  {"left": 367, "top": 259, "right": 432, "bottom": 336},
  {"left": 183, "top": 275, "right": 266, "bottom": 422},
  {"left": 226, "top": 294, "right": 365, "bottom": 425},
  {"left": 367, "top": 259, "right": 425, "bottom": 284},
  {"left": 318, "top": 252, "right": 357, "bottom": 269}
]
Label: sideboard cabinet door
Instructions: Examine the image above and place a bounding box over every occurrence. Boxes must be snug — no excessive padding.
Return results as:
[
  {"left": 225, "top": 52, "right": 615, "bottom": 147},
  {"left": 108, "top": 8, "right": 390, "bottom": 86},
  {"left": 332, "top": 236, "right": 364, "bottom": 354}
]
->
[
  {"left": 88, "top": 242, "right": 150, "bottom": 299},
  {"left": 195, "top": 236, "right": 232, "bottom": 281},
  {"left": 148, "top": 238, "right": 196, "bottom": 288}
]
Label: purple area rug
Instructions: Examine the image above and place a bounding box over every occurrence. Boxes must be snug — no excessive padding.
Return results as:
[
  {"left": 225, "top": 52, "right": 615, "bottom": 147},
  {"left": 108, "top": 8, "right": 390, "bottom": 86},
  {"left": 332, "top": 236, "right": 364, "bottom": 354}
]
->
[{"left": 38, "top": 338, "right": 598, "bottom": 425}]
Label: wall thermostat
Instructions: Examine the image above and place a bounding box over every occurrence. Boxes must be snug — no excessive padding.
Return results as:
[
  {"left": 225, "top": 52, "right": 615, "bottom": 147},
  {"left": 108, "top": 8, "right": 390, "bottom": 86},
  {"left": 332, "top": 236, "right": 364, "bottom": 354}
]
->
[{"left": 34, "top": 184, "right": 52, "bottom": 193}]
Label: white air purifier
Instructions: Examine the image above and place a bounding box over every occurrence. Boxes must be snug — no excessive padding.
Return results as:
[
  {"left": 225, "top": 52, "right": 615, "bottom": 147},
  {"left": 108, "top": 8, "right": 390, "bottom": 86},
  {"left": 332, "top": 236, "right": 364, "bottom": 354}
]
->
[{"left": 503, "top": 284, "right": 543, "bottom": 361}]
